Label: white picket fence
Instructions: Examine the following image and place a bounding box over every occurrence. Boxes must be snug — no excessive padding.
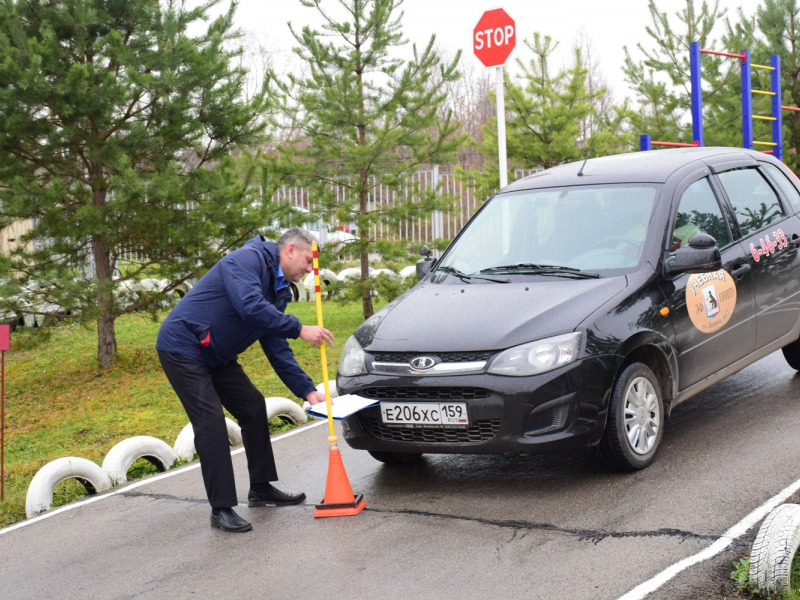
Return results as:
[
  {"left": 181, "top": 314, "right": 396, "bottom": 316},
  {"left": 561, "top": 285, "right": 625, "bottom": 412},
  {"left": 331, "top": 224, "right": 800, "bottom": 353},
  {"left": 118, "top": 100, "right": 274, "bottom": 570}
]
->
[
  {"left": 114, "top": 166, "right": 540, "bottom": 265},
  {"left": 269, "top": 166, "right": 538, "bottom": 246}
]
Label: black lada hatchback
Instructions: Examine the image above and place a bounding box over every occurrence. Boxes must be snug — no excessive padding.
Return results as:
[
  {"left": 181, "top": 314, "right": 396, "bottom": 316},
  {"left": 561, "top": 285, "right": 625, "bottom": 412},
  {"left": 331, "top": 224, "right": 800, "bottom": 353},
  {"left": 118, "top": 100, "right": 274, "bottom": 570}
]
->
[{"left": 336, "top": 147, "right": 800, "bottom": 470}]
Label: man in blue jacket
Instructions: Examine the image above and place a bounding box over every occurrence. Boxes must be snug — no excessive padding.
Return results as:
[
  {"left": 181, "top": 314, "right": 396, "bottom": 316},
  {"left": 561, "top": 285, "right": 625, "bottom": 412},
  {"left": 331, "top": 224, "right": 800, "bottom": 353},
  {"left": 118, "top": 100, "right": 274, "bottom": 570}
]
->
[{"left": 156, "top": 228, "right": 333, "bottom": 532}]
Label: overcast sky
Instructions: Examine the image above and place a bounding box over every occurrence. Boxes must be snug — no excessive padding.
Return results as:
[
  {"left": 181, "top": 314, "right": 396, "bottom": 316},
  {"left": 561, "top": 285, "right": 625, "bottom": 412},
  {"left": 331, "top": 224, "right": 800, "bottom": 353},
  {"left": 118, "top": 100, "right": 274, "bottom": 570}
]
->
[{"left": 230, "top": 0, "right": 766, "bottom": 100}]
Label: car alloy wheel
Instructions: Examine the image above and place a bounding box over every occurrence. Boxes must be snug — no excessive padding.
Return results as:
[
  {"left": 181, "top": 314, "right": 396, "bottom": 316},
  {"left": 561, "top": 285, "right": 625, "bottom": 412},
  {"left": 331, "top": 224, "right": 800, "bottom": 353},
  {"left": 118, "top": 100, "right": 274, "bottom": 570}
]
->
[
  {"left": 599, "top": 362, "right": 664, "bottom": 471},
  {"left": 623, "top": 376, "right": 661, "bottom": 455}
]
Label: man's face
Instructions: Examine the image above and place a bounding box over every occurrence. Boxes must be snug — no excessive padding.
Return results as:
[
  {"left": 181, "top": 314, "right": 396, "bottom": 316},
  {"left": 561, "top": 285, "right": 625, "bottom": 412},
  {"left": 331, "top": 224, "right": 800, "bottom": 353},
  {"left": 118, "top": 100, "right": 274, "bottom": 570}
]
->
[{"left": 280, "top": 242, "right": 314, "bottom": 283}]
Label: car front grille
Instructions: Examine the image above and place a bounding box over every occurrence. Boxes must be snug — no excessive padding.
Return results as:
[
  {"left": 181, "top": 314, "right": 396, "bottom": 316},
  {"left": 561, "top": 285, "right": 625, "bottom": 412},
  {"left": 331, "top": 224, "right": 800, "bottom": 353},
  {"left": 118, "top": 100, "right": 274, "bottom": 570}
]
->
[
  {"left": 371, "top": 351, "right": 493, "bottom": 363},
  {"left": 358, "top": 387, "right": 491, "bottom": 401},
  {"left": 359, "top": 415, "right": 501, "bottom": 444}
]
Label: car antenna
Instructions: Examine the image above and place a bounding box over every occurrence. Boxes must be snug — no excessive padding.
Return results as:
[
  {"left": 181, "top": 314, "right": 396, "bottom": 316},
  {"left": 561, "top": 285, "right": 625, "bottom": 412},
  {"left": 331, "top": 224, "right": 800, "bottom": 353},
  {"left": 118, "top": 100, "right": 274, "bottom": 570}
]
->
[{"left": 577, "top": 136, "right": 598, "bottom": 177}]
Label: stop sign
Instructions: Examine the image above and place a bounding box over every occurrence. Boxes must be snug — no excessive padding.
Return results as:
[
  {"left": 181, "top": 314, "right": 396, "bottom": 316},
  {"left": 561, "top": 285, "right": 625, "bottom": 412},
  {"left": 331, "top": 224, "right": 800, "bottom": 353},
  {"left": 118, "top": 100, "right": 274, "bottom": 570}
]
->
[{"left": 473, "top": 8, "right": 516, "bottom": 68}]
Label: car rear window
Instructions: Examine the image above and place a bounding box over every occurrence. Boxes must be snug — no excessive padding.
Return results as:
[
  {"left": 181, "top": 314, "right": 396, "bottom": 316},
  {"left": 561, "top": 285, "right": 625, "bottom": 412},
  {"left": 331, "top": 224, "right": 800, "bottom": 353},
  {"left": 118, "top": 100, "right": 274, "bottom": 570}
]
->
[
  {"left": 717, "top": 168, "right": 785, "bottom": 236},
  {"left": 762, "top": 163, "right": 800, "bottom": 209}
]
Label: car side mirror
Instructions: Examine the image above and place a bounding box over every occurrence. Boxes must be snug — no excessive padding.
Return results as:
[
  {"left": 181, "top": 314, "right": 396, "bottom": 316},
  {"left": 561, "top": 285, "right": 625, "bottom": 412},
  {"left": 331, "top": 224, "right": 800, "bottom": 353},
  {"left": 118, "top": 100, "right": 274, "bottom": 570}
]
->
[
  {"left": 664, "top": 233, "right": 722, "bottom": 277},
  {"left": 416, "top": 256, "right": 437, "bottom": 279}
]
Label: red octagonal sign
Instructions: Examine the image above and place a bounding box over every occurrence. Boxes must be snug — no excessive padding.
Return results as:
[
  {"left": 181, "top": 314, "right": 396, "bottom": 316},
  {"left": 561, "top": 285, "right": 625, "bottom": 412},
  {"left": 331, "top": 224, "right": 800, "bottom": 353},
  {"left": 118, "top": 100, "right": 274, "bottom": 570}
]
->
[{"left": 473, "top": 8, "right": 516, "bottom": 68}]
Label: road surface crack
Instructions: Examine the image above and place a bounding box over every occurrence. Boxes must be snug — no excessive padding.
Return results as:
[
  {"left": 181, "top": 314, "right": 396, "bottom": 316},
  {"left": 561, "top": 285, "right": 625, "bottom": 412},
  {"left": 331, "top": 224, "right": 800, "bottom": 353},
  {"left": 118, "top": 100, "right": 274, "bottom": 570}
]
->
[
  {"left": 119, "top": 491, "right": 207, "bottom": 505},
  {"left": 367, "top": 507, "right": 751, "bottom": 547}
]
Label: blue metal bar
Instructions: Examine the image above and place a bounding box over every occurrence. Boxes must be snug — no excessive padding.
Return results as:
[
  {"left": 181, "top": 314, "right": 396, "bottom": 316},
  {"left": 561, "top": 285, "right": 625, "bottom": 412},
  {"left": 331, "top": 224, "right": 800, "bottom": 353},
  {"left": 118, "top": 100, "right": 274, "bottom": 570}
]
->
[
  {"left": 741, "top": 49, "right": 753, "bottom": 149},
  {"left": 771, "top": 54, "right": 783, "bottom": 161},
  {"left": 690, "top": 42, "right": 704, "bottom": 146},
  {"left": 640, "top": 134, "right": 652, "bottom": 151}
]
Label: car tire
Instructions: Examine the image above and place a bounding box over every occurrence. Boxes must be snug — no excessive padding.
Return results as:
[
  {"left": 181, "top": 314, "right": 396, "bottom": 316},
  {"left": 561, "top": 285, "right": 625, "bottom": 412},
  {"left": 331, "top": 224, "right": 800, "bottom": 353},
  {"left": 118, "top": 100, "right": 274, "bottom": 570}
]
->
[
  {"left": 599, "top": 362, "right": 664, "bottom": 471},
  {"left": 750, "top": 503, "right": 800, "bottom": 595},
  {"left": 368, "top": 451, "right": 424, "bottom": 465},
  {"left": 782, "top": 338, "right": 800, "bottom": 370}
]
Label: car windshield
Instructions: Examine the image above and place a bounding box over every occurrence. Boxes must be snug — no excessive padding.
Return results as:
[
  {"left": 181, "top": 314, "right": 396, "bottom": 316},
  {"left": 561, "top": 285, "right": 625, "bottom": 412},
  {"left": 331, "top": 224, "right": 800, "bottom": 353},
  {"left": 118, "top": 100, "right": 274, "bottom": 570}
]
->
[{"left": 438, "top": 184, "right": 660, "bottom": 274}]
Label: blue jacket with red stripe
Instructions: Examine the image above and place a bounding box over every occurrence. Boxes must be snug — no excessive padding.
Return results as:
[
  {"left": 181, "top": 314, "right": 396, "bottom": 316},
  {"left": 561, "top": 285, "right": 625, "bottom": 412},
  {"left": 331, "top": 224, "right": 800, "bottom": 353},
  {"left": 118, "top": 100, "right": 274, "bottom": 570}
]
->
[{"left": 156, "top": 236, "right": 315, "bottom": 400}]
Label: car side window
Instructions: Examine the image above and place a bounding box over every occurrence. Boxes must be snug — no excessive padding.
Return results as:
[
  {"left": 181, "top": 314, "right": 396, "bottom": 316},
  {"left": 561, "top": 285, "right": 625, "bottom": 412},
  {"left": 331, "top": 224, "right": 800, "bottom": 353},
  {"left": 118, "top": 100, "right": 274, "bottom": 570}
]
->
[
  {"left": 762, "top": 163, "right": 800, "bottom": 209},
  {"left": 716, "top": 167, "right": 785, "bottom": 236},
  {"left": 671, "top": 178, "right": 731, "bottom": 250}
]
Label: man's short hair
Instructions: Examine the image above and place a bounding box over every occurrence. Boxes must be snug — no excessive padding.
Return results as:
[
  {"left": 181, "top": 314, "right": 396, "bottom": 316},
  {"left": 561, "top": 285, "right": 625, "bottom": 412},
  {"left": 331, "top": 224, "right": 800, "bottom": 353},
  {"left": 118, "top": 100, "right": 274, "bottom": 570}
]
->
[{"left": 277, "top": 227, "right": 317, "bottom": 251}]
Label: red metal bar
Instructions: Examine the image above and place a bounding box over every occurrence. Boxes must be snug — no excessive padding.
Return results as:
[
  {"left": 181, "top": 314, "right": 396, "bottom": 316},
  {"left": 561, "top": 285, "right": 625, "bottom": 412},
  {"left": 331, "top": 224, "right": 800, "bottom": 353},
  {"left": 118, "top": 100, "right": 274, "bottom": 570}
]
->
[
  {"left": 700, "top": 48, "right": 746, "bottom": 60},
  {"left": 761, "top": 150, "right": 774, "bottom": 154},
  {"left": 782, "top": 105, "right": 800, "bottom": 113},
  {"left": 651, "top": 140, "right": 701, "bottom": 148}
]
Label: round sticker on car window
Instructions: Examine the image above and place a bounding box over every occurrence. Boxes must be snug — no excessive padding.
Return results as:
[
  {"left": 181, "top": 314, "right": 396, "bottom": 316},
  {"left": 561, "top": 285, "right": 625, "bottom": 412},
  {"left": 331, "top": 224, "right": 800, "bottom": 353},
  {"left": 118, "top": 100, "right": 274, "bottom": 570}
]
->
[{"left": 685, "top": 269, "right": 737, "bottom": 333}]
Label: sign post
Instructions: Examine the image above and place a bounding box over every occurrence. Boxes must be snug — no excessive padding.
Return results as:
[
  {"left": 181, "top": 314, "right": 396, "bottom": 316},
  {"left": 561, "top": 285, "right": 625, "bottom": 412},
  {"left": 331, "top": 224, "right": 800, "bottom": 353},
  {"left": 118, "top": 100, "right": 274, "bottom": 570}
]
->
[
  {"left": 0, "top": 325, "right": 9, "bottom": 501},
  {"left": 473, "top": 8, "right": 516, "bottom": 189}
]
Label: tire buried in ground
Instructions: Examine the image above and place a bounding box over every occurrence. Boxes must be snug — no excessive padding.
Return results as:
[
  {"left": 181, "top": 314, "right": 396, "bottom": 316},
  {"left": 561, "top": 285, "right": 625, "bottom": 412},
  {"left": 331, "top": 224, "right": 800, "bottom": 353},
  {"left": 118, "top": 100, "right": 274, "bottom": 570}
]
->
[
  {"left": 26, "top": 457, "right": 113, "bottom": 518},
  {"left": 102, "top": 436, "right": 178, "bottom": 486},
  {"left": 265, "top": 397, "right": 308, "bottom": 425}
]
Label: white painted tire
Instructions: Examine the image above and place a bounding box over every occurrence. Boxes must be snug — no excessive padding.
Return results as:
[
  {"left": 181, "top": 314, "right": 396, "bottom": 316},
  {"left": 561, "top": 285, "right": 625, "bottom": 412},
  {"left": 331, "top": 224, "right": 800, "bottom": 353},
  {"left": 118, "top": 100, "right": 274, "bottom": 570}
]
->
[
  {"left": 171, "top": 418, "right": 243, "bottom": 462},
  {"left": 265, "top": 397, "right": 308, "bottom": 424},
  {"left": 750, "top": 503, "right": 800, "bottom": 594},
  {"left": 370, "top": 268, "right": 396, "bottom": 279},
  {"left": 26, "top": 457, "right": 113, "bottom": 518},
  {"left": 289, "top": 281, "right": 308, "bottom": 302},
  {"left": 337, "top": 267, "right": 363, "bottom": 281},
  {"left": 315, "top": 381, "right": 339, "bottom": 399},
  {"left": 102, "top": 436, "right": 178, "bottom": 486},
  {"left": 304, "top": 269, "right": 338, "bottom": 297},
  {"left": 399, "top": 266, "right": 416, "bottom": 280}
]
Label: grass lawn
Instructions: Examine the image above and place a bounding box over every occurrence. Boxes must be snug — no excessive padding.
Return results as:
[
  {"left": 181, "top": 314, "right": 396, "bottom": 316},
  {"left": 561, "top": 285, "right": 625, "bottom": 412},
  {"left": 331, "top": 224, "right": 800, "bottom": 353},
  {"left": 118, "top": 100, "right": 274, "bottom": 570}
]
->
[{"left": 0, "top": 299, "right": 377, "bottom": 527}]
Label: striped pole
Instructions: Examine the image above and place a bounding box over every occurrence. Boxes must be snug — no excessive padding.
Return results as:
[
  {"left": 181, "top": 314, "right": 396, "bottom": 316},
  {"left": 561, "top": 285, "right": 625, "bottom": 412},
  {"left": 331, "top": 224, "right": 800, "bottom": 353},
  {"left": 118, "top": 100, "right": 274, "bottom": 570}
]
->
[{"left": 311, "top": 242, "right": 337, "bottom": 445}]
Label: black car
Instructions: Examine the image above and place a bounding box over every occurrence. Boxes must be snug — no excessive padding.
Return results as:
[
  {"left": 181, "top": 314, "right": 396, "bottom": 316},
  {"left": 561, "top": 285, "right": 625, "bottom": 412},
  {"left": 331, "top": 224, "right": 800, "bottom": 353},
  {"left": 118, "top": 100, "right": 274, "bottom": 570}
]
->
[{"left": 336, "top": 147, "right": 800, "bottom": 470}]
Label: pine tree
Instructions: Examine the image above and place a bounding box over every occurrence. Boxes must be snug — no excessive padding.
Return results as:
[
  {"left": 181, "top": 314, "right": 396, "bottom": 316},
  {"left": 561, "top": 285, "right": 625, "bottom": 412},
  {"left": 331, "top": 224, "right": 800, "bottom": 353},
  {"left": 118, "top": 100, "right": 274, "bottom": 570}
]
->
[
  {"left": 270, "top": 0, "right": 463, "bottom": 319},
  {"left": 470, "top": 33, "right": 630, "bottom": 199},
  {"left": 0, "top": 0, "right": 273, "bottom": 369},
  {"left": 622, "top": 0, "right": 755, "bottom": 149},
  {"left": 755, "top": 0, "right": 800, "bottom": 170}
]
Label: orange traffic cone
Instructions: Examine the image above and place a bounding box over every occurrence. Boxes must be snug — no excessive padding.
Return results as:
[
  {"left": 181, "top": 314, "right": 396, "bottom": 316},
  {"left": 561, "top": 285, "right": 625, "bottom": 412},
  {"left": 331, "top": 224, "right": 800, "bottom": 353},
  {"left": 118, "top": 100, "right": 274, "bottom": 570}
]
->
[{"left": 314, "top": 446, "right": 367, "bottom": 518}]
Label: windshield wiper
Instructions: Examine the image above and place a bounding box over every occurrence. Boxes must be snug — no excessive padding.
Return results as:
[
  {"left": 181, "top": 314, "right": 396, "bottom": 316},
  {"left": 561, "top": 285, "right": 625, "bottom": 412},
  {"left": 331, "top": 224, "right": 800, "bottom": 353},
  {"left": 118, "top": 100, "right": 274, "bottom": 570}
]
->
[
  {"left": 480, "top": 263, "right": 600, "bottom": 279},
  {"left": 436, "top": 265, "right": 510, "bottom": 284}
]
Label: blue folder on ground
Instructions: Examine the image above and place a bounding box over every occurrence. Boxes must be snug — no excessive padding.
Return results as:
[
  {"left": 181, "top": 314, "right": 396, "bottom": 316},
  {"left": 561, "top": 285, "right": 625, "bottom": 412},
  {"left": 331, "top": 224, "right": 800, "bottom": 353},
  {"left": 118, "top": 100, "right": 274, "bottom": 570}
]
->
[{"left": 304, "top": 394, "right": 378, "bottom": 421}]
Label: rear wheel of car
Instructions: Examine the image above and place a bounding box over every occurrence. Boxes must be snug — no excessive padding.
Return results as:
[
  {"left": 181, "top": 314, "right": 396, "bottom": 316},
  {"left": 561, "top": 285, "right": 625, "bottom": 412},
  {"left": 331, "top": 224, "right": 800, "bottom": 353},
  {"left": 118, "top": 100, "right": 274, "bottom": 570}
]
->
[
  {"left": 782, "top": 338, "right": 800, "bottom": 370},
  {"left": 599, "top": 362, "right": 664, "bottom": 472},
  {"left": 368, "top": 451, "right": 423, "bottom": 465}
]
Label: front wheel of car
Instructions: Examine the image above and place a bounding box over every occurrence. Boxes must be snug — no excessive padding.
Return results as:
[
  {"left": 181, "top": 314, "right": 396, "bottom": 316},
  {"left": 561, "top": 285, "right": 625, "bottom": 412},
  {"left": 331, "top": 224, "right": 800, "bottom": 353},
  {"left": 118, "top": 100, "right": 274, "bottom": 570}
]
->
[
  {"left": 599, "top": 362, "right": 664, "bottom": 472},
  {"left": 368, "top": 451, "right": 423, "bottom": 465},
  {"left": 782, "top": 338, "right": 800, "bottom": 370}
]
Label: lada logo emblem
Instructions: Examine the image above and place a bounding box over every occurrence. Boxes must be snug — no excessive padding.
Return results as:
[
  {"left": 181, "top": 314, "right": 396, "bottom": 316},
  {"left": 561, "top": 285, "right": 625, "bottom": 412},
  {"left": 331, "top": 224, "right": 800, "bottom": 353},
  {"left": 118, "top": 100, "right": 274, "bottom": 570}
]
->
[{"left": 410, "top": 356, "right": 437, "bottom": 370}]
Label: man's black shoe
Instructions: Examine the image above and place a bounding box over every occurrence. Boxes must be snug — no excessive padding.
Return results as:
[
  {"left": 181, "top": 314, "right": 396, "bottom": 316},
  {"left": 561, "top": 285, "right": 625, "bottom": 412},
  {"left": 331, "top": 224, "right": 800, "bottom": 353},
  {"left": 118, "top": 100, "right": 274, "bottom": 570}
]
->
[
  {"left": 248, "top": 484, "right": 306, "bottom": 507},
  {"left": 210, "top": 508, "right": 252, "bottom": 533}
]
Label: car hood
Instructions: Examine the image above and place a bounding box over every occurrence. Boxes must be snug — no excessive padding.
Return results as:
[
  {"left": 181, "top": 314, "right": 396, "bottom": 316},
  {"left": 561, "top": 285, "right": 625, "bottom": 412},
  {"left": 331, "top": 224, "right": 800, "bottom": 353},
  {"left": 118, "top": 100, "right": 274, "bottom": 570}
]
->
[{"left": 361, "top": 276, "right": 628, "bottom": 352}]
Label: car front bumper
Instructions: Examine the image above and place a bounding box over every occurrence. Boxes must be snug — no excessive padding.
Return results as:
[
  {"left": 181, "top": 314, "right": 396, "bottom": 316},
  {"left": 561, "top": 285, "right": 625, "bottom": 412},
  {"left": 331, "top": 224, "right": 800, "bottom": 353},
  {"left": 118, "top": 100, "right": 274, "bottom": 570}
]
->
[{"left": 337, "top": 355, "right": 614, "bottom": 455}]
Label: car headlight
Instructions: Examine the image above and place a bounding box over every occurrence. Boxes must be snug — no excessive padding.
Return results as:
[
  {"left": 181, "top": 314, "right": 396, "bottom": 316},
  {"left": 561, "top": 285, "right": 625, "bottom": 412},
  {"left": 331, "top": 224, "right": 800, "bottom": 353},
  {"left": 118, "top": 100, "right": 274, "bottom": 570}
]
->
[
  {"left": 338, "top": 335, "right": 367, "bottom": 377},
  {"left": 487, "top": 332, "right": 582, "bottom": 377}
]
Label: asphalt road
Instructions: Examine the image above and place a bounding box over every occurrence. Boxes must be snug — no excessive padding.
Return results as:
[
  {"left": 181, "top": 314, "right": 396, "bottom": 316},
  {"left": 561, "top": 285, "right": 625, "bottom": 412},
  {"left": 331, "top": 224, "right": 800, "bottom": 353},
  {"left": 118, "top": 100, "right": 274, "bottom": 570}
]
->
[{"left": 3, "top": 351, "right": 800, "bottom": 600}]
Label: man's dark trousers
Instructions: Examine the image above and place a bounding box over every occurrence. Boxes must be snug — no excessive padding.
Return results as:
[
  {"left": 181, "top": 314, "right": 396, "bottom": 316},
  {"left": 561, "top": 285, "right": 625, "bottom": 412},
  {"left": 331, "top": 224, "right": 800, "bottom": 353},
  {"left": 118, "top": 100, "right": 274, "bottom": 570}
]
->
[{"left": 158, "top": 351, "right": 278, "bottom": 508}]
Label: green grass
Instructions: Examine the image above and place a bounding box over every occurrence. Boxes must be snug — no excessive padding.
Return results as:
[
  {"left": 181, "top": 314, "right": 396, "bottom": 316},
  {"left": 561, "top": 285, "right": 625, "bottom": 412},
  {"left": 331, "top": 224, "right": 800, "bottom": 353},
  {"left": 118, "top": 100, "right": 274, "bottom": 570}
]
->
[
  {"left": 732, "top": 554, "right": 800, "bottom": 599},
  {"left": 0, "top": 299, "right": 377, "bottom": 527}
]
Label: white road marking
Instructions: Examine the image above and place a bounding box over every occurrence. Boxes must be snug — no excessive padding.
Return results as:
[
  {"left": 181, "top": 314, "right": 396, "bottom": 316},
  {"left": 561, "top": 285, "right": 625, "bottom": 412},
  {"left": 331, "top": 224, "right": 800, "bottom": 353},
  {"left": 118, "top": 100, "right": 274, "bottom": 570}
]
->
[
  {"left": 0, "top": 419, "right": 327, "bottom": 536},
  {"left": 618, "top": 474, "right": 800, "bottom": 599}
]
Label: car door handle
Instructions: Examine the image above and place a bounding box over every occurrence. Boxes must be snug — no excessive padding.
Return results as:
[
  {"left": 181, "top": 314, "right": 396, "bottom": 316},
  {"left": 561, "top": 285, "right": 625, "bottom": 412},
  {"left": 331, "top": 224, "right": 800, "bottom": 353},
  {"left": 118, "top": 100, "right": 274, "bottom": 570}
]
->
[
  {"left": 791, "top": 234, "right": 800, "bottom": 248},
  {"left": 730, "top": 264, "right": 751, "bottom": 277}
]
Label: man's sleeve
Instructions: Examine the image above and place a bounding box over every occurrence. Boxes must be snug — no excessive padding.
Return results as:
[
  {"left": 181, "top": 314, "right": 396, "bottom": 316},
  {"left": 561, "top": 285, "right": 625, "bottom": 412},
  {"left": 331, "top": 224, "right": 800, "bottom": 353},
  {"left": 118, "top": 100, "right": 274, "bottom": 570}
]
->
[
  {"left": 221, "top": 248, "right": 302, "bottom": 339},
  {"left": 260, "top": 335, "right": 316, "bottom": 400}
]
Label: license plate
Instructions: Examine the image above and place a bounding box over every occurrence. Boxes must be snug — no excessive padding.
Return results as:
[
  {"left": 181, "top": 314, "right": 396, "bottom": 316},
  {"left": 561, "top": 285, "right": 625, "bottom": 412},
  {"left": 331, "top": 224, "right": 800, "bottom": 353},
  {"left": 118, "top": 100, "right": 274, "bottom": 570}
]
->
[{"left": 379, "top": 402, "right": 469, "bottom": 428}]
